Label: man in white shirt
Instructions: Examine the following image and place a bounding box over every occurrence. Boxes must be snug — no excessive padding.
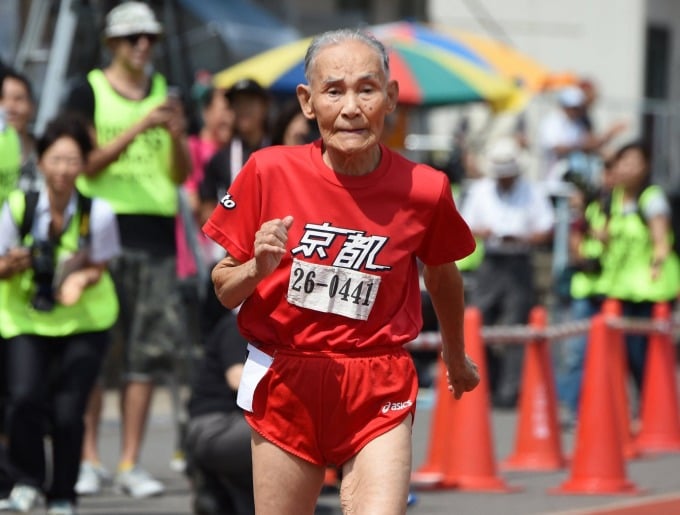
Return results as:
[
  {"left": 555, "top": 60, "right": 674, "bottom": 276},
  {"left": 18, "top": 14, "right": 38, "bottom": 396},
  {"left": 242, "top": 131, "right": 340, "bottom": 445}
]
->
[{"left": 461, "top": 137, "right": 555, "bottom": 408}]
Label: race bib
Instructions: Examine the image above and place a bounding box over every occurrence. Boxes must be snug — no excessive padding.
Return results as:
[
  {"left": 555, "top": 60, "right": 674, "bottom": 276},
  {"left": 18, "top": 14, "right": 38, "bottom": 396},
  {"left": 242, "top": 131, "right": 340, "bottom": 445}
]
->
[{"left": 287, "top": 258, "right": 381, "bottom": 321}]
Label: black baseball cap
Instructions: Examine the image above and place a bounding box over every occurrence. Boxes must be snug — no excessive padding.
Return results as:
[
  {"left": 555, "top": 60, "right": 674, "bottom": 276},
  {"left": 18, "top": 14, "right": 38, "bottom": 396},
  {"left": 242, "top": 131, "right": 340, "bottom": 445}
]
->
[{"left": 226, "top": 78, "right": 269, "bottom": 102}]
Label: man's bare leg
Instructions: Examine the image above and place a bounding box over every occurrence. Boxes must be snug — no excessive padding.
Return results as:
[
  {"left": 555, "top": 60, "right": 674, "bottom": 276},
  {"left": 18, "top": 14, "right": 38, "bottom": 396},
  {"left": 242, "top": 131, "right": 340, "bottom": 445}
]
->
[
  {"left": 340, "top": 417, "right": 412, "bottom": 515},
  {"left": 251, "top": 431, "right": 325, "bottom": 515},
  {"left": 81, "top": 384, "right": 104, "bottom": 464},
  {"left": 119, "top": 380, "right": 154, "bottom": 466}
]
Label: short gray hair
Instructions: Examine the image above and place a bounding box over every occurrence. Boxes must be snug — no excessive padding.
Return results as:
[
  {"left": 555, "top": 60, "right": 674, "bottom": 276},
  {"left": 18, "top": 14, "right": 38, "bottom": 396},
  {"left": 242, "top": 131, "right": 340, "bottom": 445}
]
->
[{"left": 303, "top": 28, "right": 390, "bottom": 83}]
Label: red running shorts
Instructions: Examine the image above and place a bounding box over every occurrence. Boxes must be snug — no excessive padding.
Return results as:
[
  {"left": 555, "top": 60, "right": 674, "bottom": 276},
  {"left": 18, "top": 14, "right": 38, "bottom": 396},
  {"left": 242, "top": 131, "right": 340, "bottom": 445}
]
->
[{"left": 241, "top": 345, "right": 418, "bottom": 467}]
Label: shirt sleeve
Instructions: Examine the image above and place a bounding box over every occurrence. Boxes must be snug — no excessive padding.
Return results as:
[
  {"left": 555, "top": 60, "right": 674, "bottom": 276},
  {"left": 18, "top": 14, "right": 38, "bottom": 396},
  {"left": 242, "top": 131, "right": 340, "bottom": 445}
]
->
[
  {"left": 416, "top": 177, "right": 476, "bottom": 265},
  {"left": 529, "top": 185, "right": 556, "bottom": 233},
  {"left": 459, "top": 180, "right": 484, "bottom": 231},
  {"left": 641, "top": 190, "right": 671, "bottom": 220},
  {"left": 89, "top": 198, "right": 121, "bottom": 263},
  {"left": 0, "top": 201, "right": 19, "bottom": 254}
]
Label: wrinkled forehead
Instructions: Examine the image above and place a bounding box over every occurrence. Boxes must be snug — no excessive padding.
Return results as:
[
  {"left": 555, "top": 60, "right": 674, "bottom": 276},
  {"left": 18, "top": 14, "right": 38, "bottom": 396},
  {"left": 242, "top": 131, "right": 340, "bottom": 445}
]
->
[{"left": 308, "top": 40, "right": 387, "bottom": 84}]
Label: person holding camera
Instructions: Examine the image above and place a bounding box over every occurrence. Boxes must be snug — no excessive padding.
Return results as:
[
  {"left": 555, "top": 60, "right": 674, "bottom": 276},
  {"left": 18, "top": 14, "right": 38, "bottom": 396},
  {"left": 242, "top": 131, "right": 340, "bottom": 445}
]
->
[{"left": 0, "top": 113, "right": 120, "bottom": 515}]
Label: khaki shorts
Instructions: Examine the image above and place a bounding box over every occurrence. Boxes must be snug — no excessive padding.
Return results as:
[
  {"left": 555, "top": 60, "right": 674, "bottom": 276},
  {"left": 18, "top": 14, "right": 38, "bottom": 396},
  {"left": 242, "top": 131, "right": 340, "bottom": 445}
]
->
[{"left": 109, "top": 250, "right": 185, "bottom": 381}]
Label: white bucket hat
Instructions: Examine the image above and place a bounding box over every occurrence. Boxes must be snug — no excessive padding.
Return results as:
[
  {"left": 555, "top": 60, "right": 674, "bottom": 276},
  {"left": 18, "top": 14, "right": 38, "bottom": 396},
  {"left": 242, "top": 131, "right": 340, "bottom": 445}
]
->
[
  {"left": 104, "top": 1, "right": 163, "bottom": 39},
  {"left": 486, "top": 137, "right": 523, "bottom": 178}
]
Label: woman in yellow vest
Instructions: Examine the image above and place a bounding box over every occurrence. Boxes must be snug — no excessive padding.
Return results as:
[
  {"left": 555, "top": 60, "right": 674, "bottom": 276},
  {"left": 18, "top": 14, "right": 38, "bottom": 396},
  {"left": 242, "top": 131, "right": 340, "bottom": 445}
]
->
[
  {"left": 0, "top": 113, "right": 120, "bottom": 515},
  {"left": 600, "top": 141, "right": 680, "bottom": 395}
]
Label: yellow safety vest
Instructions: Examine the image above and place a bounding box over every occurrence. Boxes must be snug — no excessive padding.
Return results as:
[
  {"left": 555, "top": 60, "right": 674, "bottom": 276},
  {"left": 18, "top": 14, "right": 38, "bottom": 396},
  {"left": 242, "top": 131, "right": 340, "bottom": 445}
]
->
[
  {"left": 0, "top": 125, "right": 21, "bottom": 204},
  {"left": 77, "top": 69, "right": 177, "bottom": 216},
  {"left": 0, "top": 189, "right": 119, "bottom": 338},
  {"left": 601, "top": 185, "right": 680, "bottom": 302}
]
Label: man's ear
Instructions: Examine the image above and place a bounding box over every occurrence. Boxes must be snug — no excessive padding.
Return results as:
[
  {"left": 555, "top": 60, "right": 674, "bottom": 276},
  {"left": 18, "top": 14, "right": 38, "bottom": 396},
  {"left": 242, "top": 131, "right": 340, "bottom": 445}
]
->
[
  {"left": 386, "top": 79, "right": 399, "bottom": 114},
  {"left": 296, "top": 84, "right": 315, "bottom": 120}
]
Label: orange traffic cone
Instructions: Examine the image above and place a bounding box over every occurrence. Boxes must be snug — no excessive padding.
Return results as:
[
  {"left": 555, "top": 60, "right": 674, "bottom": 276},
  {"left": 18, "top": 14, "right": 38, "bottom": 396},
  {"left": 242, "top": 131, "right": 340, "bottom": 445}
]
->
[
  {"left": 411, "top": 358, "right": 453, "bottom": 488},
  {"left": 552, "top": 314, "right": 639, "bottom": 494},
  {"left": 636, "top": 302, "right": 680, "bottom": 453},
  {"left": 502, "top": 306, "right": 566, "bottom": 471},
  {"left": 436, "top": 307, "right": 518, "bottom": 492},
  {"left": 323, "top": 467, "right": 339, "bottom": 490},
  {"left": 601, "top": 299, "right": 639, "bottom": 459}
]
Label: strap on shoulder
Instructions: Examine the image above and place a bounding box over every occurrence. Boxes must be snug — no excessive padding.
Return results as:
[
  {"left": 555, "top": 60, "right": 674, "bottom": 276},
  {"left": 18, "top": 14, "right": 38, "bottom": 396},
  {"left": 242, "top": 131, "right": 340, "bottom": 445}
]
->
[{"left": 20, "top": 190, "right": 40, "bottom": 242}]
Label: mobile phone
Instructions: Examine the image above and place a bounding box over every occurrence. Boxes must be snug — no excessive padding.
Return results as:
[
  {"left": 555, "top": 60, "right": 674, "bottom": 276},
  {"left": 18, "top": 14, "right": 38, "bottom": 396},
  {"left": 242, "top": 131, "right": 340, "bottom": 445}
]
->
[{"left": 167, "top": 86, "right": 181, "bottom": 100}]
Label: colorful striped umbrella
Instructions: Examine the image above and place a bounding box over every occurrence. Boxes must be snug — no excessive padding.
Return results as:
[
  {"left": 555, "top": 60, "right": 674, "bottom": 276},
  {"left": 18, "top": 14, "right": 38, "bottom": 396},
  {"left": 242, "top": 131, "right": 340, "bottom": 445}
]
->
[
  {"left": 213, "top": 31, "right": 523, "bottom": 109},
  {"left": 370, "top": 21, "right": 576, "bottom": 93}
]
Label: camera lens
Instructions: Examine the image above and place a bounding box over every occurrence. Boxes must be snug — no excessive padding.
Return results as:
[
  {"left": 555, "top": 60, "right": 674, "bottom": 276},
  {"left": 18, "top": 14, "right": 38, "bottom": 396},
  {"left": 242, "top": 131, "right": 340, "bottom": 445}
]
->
[{"left": 30, "top": 240, "right": 56, "bottom": 312}]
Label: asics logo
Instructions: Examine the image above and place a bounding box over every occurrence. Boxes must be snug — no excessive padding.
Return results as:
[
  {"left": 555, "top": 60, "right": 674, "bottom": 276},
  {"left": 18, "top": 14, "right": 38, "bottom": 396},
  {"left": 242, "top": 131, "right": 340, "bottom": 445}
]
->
[
  {"left": 220, "top": 193, "right": 236, "bottom": 209},
  {"left": 381, "top": 400, "right": 413, "bottom": 414}
]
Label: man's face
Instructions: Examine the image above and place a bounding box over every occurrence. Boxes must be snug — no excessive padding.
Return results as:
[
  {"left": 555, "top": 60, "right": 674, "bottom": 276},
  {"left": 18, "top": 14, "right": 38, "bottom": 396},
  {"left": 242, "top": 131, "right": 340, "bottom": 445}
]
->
[
  {"left": 1, "top": 77, "right": 34, "bottom": 133},
  {"left": 38, "top": 137, "right": 83, "bottom": 196},
  {"left": 111, "top": 33, "right": 157, "bottom": 72},
  {"left": 203, "top": 90, "right": 234, "bottom": 146},
  {"left": 231, "top": 93, "right": 268, "bottom": 137},
  {"left": 297, "top": 39, "right": 398, "bottom": 158}
]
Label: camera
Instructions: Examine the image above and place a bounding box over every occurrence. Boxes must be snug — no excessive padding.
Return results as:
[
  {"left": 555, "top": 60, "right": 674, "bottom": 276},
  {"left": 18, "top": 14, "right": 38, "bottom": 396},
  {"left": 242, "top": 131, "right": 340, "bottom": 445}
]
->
[
  {"left": 573, "top": 257, "right": 603, "bottom": 275},
  {"left": 30, "top": 240, "right": 57, "bottom": 311}
]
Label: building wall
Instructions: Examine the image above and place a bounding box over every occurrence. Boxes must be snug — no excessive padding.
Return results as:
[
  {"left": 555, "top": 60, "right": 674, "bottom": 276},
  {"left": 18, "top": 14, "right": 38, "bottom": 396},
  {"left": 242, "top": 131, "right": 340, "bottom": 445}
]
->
[{"left": 428, "top": 0, "right": 647, "bottom": 140}]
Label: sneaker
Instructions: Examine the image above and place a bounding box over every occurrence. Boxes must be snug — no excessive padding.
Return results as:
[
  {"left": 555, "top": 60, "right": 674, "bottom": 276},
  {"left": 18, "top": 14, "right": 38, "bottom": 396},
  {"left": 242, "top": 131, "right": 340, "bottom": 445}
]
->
[
  {"left": 75, "top": 461, "right": 111, "bottom": 495},
  {"left": 4, "top": 484, "right": 40, "bottom": 512},
  {"left": 47, "top": 500, "right": 77, "bottom": 515},
  {"left": 114, "top": 465, "right": 164, "bottom": 499},
  {"left": 169, "top": 449, "right": 187, "bottom": 473}
]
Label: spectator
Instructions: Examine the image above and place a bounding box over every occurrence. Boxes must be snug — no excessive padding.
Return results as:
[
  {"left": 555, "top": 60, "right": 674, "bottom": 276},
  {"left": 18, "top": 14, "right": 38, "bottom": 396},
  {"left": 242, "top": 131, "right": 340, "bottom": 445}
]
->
[
  {"left": 538, "top": 86, "right": 626, "bottom": 193},
  {"left": 0, "top": 112, "right": 120, "bottom": 515},
  {"left": 599, "top": 141, "right": 680, "bottom": 396},
  {"left": 177, "top": 86, "right": 234, "bottom": 281},
  {"left": 198, "top": 78, "right": 270, "bottom": 225},
  {"left": 184, "top": 314, "right": 254, "bottom": 515},
  {"left": 184, "top": 86, "right": 234, "bottom": 218},
  {"left": 460, "top": 137, "right": 554, "bottom": 408},
  {"left": 62, "top": 1, "right": 191, "bottom": 499},
  {"left": 203, "top": 28, "right": 479, "bottom": 514},
  {"left": 0, "top": 68, "right": 38, "bottom": 505},
  {"left": 0, "top": 70, "right": 39, "bottom": 194},
  {"left": 270, "top": 99, "right": 315, "bottom": 146}
]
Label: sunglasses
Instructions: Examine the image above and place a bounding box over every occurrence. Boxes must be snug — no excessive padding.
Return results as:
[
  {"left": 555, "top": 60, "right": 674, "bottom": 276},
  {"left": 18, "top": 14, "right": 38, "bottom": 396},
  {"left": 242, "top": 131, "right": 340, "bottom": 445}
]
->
[{"left": 123, "top": 33, "right": 158, "bottom": 45}]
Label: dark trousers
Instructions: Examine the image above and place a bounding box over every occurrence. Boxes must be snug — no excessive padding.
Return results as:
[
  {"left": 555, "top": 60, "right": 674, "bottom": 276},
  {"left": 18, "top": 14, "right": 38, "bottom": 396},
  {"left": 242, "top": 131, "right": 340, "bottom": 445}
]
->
[
  {"left": 0, "top": 337, "right": 11, "bottom": 497},
  {"left": 185, "top": 411, "right": 254, "bottom": 515},
  {"left": 5, "top": 332, "right": 109, "bottom": 502},
  {"left": 470, "top": 253, "right": 535, "bottom": 406},
  {"left": 620, "top": 300, "right": 654, "bottom": 394}
]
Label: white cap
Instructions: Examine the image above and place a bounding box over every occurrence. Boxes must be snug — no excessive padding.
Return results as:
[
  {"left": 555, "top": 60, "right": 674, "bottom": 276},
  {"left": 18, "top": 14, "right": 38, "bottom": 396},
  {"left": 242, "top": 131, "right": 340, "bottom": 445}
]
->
[
  {"left": 104, "top": 2, "right": 163, "bottom": 39},
  {"left": 558, "top": 86, "right": 585, "bottom": 108},
  {"left": 486, "top": 137, "right": 522, "bottom": 178}
]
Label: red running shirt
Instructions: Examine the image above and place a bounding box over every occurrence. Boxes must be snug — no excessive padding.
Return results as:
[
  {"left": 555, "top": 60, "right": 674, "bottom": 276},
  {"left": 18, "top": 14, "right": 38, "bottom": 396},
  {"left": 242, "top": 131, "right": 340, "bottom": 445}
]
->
[{"left": 203, "top": 141, "right": 475, "bottom": 352}]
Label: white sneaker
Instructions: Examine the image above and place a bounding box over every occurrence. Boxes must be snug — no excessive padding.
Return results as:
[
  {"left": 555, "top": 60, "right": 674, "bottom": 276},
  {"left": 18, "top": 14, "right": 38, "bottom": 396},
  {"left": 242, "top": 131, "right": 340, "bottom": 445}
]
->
[
  {"left": 169, "top": 449, "right": 186, "bottom": 473},
  {"left": 114, "top": 465, "right": 164, "bottom": 499},
  {"left": 47, "top": 500, "right": 77, "bottom": 515},
  {"left": 4, "top": 484, "right": 40, "bottom": 513},
  {"left": 75, "top": 461, "right": 111, "bottom": 495}
]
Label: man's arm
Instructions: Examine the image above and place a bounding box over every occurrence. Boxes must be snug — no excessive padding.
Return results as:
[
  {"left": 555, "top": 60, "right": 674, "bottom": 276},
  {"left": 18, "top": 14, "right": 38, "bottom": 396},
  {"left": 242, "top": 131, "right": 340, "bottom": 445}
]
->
[
  {"left": 211, "top": 216, "right": 294, "bottom": 309},
  {"left": 423, "top": 261, "right": 480, "bottom": 399},
  {"left": 83, "top": 117, "right": 153, "bottom": 177}
]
